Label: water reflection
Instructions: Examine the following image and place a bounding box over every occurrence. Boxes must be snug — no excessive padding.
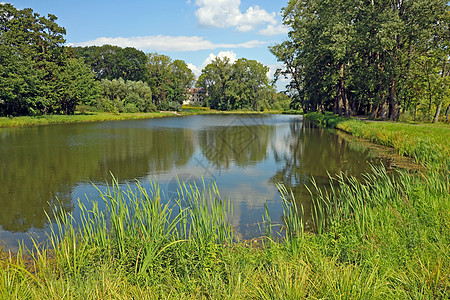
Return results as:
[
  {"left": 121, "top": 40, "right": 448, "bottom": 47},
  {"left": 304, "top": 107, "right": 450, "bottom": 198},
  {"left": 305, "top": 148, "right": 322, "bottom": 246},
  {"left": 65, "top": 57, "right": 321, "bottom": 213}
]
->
[
  {"left": 0, "top": 115, "right": 387, "bottom": 248},
  {"left": 199, "top": 124, "right": 272, "bottom": 169},
  {"left": 270, "top": 120, "right": 385, "bottom": 229},
  {"left": 0, "top": 122, "right": 194, "bottom": 233}
]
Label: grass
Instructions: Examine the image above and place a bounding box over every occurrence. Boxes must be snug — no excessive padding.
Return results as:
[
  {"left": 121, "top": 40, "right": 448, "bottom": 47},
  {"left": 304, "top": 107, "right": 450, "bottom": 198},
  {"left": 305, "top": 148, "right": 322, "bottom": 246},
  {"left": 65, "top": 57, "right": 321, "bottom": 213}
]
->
[
  {"left": 1, "top": 162, "right": 449, "bottom": 298},
  {"left": 0, "top": 112, "right": 177, "bottom": 128},
  {"left": 337, "top": 120, "right": 450, "bottom": 169},
  {"left": 305, "top": 112, "right": 450, "bottom": 169}
]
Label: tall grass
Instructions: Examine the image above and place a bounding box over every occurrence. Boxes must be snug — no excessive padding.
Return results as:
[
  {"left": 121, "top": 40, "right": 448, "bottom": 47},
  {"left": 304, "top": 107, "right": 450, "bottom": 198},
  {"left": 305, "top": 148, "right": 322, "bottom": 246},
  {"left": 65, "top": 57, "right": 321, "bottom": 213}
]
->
[
  {"left": 43, "top": 177, "right": 234, "bottom": 284},
  {"left": 1, "top": 165, "right": 448, "bottom": 298}
]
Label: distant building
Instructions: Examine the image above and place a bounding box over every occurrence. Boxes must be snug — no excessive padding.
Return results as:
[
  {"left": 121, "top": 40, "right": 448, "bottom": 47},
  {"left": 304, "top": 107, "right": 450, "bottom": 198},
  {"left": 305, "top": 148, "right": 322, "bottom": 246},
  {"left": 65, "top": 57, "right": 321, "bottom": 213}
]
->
[{"left": 183, "top": 88, "right": 207, "bottom": 106}]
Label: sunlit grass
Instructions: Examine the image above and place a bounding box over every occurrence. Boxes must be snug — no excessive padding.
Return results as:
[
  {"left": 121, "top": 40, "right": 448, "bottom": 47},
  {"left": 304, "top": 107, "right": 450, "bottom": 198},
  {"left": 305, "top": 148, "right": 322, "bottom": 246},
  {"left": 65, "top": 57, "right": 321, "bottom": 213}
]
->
[
  {"left": 337, "top": 119, "right": 450, "bottom": 169},
  {"left": 1, "top": 163, "right": 448, "bottom": 298},
  {"left": 305, "top": 112, "right": 450, "bottom": 169},
  {"left": 0, "top": 112, "right": 176, "bottom": 128}
]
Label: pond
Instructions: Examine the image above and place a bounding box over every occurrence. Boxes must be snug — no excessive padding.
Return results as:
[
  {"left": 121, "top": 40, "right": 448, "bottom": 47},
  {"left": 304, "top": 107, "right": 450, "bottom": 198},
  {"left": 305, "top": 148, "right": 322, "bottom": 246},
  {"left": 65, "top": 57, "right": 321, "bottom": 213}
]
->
[{"left": 0, "top": 114, "right": 388, "bottom": 250}]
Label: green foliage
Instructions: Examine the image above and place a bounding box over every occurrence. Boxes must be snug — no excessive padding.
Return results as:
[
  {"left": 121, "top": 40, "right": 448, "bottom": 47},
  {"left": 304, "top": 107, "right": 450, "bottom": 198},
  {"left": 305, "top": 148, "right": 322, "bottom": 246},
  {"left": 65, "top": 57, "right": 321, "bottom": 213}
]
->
[
  {"left": 98, "top": 78, "right": 156, "bottom": 113},
  {"left": 156, "top": 100, "right": 181, "bottom": 112},
  {"left": 197, "top": 57, "right": 283, "bottom": 111},
  {"left": 305, "top": 112, "right": 349, "bottom": 128},
  {"left": 53, "top": 55, "right": 100, "bottom": 114},
  {"left": 272, "top": 0, "right": 450, "bottom": 122},
  {"left": 146, "top": 52, "right": 195, "bottom": 106},
  {"left": 0, "top": 4, "right": 99, "bottom": 116},
  {"left": 73, "top": 45, "right": 149, "bottom": 82}
]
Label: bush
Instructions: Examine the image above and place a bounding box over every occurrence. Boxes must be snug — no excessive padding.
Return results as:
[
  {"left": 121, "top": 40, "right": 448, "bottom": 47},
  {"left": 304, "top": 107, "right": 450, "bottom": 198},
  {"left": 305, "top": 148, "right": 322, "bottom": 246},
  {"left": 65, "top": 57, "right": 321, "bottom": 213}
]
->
[
  {"left": 306, "top": 112, "right": 348, "bottom": 128},
  {"left": 157, "top": 101, "right": 181, "bottom": 111}
]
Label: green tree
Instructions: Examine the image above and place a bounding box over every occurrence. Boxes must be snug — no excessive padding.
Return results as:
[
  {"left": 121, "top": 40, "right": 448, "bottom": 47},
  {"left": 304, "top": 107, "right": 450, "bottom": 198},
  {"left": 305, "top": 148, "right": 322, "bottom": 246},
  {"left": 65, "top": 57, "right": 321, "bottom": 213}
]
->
[
  {"left": 54, "top": 54, "right": 100, "bottom": 114},
  {"left": 197, "top": 57, "right": 275, "bottom": 111},
  {"left": 73, "top": 45, "right": 148, "bottom": 82},
  {"left": 98, "top": 78, "right": 155, "bottom": 113},
  {"left": 0, "top": 3, "right": 99, "bottom": 115},
  {"left": 197, "top": 57, "right": 233, "bottom": 110},
  {"left": 146, "top": 53, "right": 194, "bottom": 108},
  {"left": 271, "top": 0, "right": 449, "bottom": 121},
  {"left": 228, "top": 58, "right": 272, "bottom": 110}
]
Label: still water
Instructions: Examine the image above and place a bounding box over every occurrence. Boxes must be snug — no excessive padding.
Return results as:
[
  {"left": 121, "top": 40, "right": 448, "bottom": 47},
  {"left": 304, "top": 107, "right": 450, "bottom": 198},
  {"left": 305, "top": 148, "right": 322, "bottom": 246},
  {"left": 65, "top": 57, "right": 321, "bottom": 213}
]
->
[{"left": 0, "top": 114, "right": 387, "bottom": 250}]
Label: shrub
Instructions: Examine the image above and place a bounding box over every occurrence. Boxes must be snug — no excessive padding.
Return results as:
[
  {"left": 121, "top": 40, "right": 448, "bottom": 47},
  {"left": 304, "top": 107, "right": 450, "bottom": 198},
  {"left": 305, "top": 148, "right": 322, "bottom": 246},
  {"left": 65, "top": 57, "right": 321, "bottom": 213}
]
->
[{"left": 157, "top": 101, "right": 181, "bottom": 111}]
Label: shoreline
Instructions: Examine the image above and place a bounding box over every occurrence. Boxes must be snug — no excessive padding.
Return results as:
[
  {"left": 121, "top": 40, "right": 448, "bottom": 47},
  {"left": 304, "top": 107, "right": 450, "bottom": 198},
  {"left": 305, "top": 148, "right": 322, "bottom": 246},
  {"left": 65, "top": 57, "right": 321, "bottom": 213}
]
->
[{"left": 0, "top": 109, "right": 283, "bottom": 129}]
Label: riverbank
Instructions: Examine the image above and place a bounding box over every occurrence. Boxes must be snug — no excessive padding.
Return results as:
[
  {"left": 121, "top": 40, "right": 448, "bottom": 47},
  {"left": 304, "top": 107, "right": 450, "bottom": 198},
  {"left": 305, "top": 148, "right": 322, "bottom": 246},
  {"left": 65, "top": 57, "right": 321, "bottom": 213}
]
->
[
  {"left": 0, "top": 109, "right": 282, "bottom": 129},
  {"left": 305, "top": 112, "right": 450, "bottom": 169},
  {"left": 0, "top": 112, "right": 176, "bottom": 128},
  {"left": 1, "top": 112, "right": 448, "bottom": 298}
]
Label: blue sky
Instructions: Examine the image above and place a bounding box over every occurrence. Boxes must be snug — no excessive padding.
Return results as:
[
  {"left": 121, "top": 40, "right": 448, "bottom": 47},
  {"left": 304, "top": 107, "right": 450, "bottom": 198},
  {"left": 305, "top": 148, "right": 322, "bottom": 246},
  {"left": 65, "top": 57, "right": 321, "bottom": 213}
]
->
[{"left": 7, "top": 0, "right": 289, "bottom": 86}]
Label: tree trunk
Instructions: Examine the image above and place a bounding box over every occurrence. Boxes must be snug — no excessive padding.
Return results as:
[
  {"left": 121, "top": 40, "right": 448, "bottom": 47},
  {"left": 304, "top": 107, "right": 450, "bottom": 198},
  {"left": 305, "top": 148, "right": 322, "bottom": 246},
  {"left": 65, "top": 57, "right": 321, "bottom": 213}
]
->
[
  {"left": 445, "top": 104, "right": 450, "bottom": 122},
  {"left": 389, "top": 78, "right": 399, "bottom": 121},
  {"left": 334, "top": 93, "right": 344, "bottom": 116},
  {"left": 380, "top": 100, "right": 389, "bottom": 121},
  {"left": 370, "top": 104, "right": 379, "bottom": 119},
  {"left": 433, "top": 103, "right": 442, "bottom": 123},
  {"left": 335, "top": 63, "right": 347, "bottom": 116}
]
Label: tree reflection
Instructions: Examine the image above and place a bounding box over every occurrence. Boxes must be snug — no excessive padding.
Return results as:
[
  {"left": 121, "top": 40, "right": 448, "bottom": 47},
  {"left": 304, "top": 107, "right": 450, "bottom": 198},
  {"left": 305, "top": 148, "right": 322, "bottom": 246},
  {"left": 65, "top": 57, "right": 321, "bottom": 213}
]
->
[
  {"left": 0, "top": 123, "right": 194, "bottom": 232},
  {"left": 198, "top": 124, "right": 272, "bottom": 169}
]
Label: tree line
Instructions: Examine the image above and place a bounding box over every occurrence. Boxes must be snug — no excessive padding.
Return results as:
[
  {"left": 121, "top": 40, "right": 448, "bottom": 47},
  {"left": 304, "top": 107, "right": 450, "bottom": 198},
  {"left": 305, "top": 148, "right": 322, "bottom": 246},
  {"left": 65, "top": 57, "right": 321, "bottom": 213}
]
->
[
  {"left": 272, "top": 0, "right": 449, "bottom": 122},
  {"left": 1, "top": 3, "right": 286, "bottom": 116}
]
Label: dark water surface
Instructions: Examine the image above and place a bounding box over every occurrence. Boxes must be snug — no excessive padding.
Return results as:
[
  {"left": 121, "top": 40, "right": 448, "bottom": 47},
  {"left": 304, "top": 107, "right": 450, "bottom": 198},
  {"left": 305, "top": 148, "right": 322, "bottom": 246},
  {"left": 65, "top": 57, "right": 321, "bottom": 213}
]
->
[{"left": 0, "top": 114, "right": 387, "bottom": 250}]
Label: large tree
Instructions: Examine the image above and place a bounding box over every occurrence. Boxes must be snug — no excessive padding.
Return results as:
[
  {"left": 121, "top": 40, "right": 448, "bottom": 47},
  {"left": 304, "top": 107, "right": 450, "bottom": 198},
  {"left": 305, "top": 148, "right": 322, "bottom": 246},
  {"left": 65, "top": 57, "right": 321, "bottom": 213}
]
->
[
  {"left": 197, "top": 57, "right": 233, "bottom": 110},
  {"left": 146, "top": 53, "right": 194, "bottom": 106},
  {"left": 0, "top": 3, "right": 98, "bottom": 116},
  {"left": 197, "top": 57, "right": 274, "bottom": 111},
  {"left": 73, "top": 45, "right": 149, "bottom": 82}
]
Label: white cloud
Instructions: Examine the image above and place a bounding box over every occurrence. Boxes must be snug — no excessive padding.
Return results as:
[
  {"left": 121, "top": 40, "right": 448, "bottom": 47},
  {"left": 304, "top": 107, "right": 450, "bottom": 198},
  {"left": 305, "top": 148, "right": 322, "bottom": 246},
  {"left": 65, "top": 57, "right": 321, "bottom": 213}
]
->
[
  {"left": 194, "top": 0, "right": 276, "bottom": 32},
  {"left": 259, "top": 24, "right": 289, "bottom": 36},
  {"left": 68, "top": 35, "right": 267, "bottom": 52},
  {"left": 187, "top": 51, "right": 238, "bottom": 78},
  {"left": 201, "top": 50, "right": 237, "bottom": 68},
  {"left": 187, "top": 63, "right": 202, "bottom": 77}
]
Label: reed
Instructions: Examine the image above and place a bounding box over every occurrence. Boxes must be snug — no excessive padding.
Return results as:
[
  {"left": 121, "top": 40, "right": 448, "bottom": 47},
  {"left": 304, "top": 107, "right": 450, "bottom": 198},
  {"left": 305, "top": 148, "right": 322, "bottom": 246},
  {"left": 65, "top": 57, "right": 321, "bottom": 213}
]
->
[{"left": 0, "top": 165, "right": 448, "bottom": 298}]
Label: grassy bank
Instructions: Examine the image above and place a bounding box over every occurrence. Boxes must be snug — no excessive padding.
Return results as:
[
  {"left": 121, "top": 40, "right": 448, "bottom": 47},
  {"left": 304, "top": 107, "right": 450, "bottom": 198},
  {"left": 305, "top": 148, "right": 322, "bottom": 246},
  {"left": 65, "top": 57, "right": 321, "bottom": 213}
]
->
[
  {"left": 1, "top": 164, "right": 449, "bottom": 298},
  {"left": 0, "top": 109, "right": 283, "bottom": 128},
  {"left": 306, "top": 112, "right": 450, "bottom": 169},
  {"left": 0, "top": 112, "right": 179, "bottom": 128}
]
